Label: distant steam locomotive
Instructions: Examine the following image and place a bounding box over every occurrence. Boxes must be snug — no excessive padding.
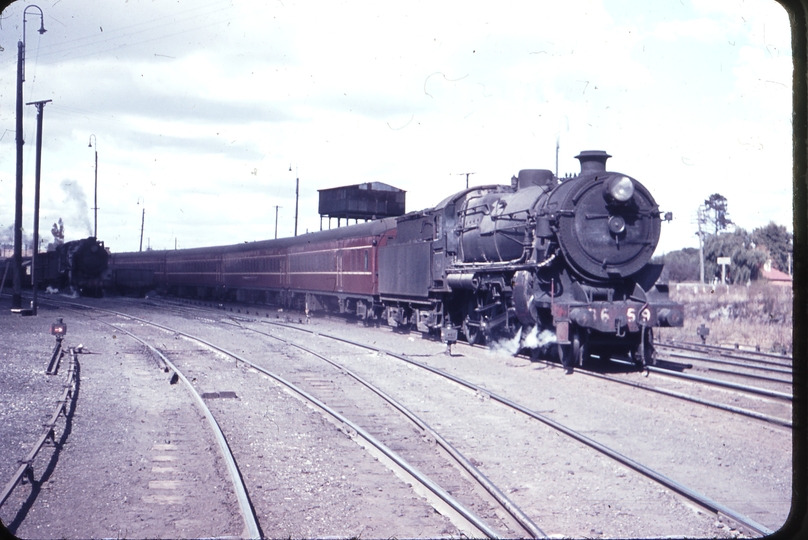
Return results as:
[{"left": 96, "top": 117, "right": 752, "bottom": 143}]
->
[
  {"left": 25, "top": 237, "right": 109, "bottom": 297},
  {"left": 109, "top": 151, "right": 683, "bottom": 372}
]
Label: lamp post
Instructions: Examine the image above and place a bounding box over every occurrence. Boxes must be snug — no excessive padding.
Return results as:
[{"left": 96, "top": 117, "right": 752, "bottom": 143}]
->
[
  {"left": 12, "top": 4, "right": 46, "bottom": 311},
  {"left": 88, "top": 135, "right": 98, "bottom": 238},
  {"left": 289, "top": 164, "right": 299, "bottom": 237}
]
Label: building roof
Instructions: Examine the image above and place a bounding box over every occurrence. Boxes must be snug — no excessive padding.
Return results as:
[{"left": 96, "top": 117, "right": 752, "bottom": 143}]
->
[
  {"left": 761, "top": 266, "right": 792, "bottom": 282},
  {"left": 317, "top": 182, "right": 405, "bottom": 193}
]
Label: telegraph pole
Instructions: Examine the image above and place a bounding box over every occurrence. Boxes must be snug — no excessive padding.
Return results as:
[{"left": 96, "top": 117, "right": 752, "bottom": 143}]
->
[
  {"left": 455, "top": 172, "right": 476, "bottom": 189},
  {"left": 26, "top": 99, "right": 51, "bottom": 316},
  {"left": 12, "top": 40, "right": 24, "bottom": 309},
  {"left": 274, "top": 205, "right": 281, "bottom": 239},
  {"left": 697, "top": 205, "right": 706, "bottom": 284},
  {"left": 294, "top": 177, "right": 299, "bottom": 237},
  {"left": 139, "top": 208, "right": 145, "bottom": 252},
  {"left": 555, "top": 136, "right": 560, "bottom": 178},
  {"left": 89, "top": 135, "right": 98, "bottom": 238}
]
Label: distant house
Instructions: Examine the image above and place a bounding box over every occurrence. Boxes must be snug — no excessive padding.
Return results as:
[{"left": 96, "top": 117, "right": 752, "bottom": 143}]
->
[{"left": 761, "top": 259, "right": 792, "bottom": 287}]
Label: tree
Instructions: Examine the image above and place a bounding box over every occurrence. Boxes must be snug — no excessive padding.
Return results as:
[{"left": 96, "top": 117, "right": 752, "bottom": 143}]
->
[
  {"left": 703, "top": 193, "right": 733, "bottom": 235},
  {"left": 752, "top": 222, "right": 792, "bottom": 273},
  {"left": 653, "top": 248, "right": 701, "bottom": 282},
  {"left": 703, "top": 228, "right": 767, "bottom": 284}
]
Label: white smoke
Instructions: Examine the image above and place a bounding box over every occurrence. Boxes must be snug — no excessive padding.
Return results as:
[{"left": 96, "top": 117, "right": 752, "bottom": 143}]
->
[
  {"left": 489, "top": 327, "right": 524, "bottom": 356},
  {"left": 489, "top": 326, "right": 558, "bottom": 358},
  {"left": 522, "top": 326, "right": 557, "bottom": 349},
  {"left": 60, "top": 179, "right": 93, "bottom": 237}
]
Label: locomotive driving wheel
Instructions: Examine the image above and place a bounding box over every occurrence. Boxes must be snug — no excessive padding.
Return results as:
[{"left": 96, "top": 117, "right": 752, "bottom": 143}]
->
[
  {"left": 462, "top": 315, "right": 482, "bottom": 345},
  {"left": 462, "top": 294, "right": 485, "bottom": 345}
]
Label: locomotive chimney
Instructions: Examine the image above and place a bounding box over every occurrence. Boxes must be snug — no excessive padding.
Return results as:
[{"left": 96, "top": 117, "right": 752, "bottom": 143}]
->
[{"left": 575, "top": 150, "right": 612, "bottom": 174}]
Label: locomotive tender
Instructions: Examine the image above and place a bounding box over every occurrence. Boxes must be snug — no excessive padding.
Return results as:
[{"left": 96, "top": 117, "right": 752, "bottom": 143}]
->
[{"left": 110, "top": 150, "right": 683, "bottom": 372}]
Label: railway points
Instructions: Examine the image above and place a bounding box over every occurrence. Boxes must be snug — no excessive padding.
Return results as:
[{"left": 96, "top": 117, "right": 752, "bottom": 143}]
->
[
  {"left": 3, "top": 294, "right": 787, "bottom": 538},
  {"left": 0, "top": 304, "right": 245, "bottom": 538}
]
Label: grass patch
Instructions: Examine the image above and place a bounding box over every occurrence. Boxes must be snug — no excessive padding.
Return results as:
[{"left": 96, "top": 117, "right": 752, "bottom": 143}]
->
[{"left": 656, "top": 282, "right": 792, "bottom": 354}]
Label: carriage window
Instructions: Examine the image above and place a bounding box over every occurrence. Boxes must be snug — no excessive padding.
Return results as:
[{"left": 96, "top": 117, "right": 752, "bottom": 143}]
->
[{"left": 364, "top": 250, "right": 369, "bottom": 271}]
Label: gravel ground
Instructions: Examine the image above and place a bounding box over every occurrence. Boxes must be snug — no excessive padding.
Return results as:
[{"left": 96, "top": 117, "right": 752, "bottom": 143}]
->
[
  {"left": 1, "top": 296, "right": 796, "bottom": 538},
  {"left": 1, "top": 302, "right": 243, "bottom": 539},
  {"left": 109, "top": 316, "right": 462, "bottom": 539},
  {"left": 258, "top": 320, "right": 729, "bottom": 538},
  {"left": 1, "top": 299, "right": 462, "bottom": 539},
  {"left": 248, "top": 307, "right": 793, "bottom": 536}
]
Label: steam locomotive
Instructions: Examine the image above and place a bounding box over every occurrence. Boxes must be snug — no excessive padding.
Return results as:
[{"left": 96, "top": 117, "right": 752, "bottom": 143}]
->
[
  {"left": 22, "top": 237, "right": 109, "bottom": 297},
  {"left": 109, "top": 150, "right": 683, "bottom": 372}
]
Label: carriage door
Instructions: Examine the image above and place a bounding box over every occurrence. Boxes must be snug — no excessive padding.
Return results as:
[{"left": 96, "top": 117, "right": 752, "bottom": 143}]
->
[{"left": 336, "top": 246, "right": 344, "bottom": 291}]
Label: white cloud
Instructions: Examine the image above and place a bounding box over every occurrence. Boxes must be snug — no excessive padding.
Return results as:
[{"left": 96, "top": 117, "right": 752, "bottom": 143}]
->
[{"left": 0, "top": 0, "right": 793, "bottom": 255}]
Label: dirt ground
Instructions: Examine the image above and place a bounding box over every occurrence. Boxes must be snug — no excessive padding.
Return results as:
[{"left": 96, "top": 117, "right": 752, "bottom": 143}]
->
[{"left": 0, "top": 294, "right": 800, "bottom": 538}]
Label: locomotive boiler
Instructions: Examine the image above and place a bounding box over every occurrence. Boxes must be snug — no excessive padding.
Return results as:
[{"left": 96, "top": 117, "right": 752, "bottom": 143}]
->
[{"left": 110, "top": 150, "right": 683, "bottom": 372}]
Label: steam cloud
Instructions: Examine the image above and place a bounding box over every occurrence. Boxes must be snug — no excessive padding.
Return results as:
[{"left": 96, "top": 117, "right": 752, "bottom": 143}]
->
[
  {"left": 489, "top": 326, "right": 558, "bottom": 358},
  {"left": 60, "top": 179, "right": 93, "bottom": 237},
  {"left": 522, "top": 326, "right": 557, "bottom": 349}
]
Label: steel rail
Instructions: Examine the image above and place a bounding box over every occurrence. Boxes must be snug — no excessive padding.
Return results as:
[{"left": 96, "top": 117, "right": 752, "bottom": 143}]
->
[
  {"left": 99, "top": 321, "right": 262, "bottom": 540},
  {"left": 52, "top": 298, "right": 779, "bottom": 536},
  {"left": 69, "top": 305, "right": 500, "bottom": 539},
  {"left": 498, "top": 351, "right": 793, "bottom": 428},
  {"left": 645, "top": 365, "right": 792, "bottom": 401},
  {"left": 659, "top": 349, "right": 793, "bottom": 376},
  {"left": 224, "top": 319, "right": 546, "bottom": 539},
  {"left": 265, "top": 321, "right": 775, "bottom": 538},
  {"left": 118, "top": 300, "right": 543, "bottom": 536},
  {"left": 661, "top": 340, "right": 792, "bottom": 364},
  {"left": 701, "top": 365, "right": 792, "bottom": 385},
  {"left": 0, "top": 347, "right": 78, "bottom": 508},
  {"left": 579, "top": 369, "right": 792, "bottom": 428},
  {"left": 175, "top": 300, "right": 793, "bottom": 429}
]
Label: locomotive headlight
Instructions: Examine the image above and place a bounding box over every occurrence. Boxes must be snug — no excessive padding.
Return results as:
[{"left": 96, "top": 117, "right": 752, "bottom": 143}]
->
[{"left": 607, "top": 176, "right": 634, "bottom": 202}]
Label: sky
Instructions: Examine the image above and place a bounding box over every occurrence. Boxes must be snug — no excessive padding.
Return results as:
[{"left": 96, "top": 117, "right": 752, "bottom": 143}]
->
[{"left": 0, "top": 0, "right": 793, "bottom": 255}]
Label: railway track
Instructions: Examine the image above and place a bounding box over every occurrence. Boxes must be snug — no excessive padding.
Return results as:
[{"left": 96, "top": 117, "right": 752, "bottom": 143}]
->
[
  {"left": 661, "top": 340, "right": 792, "bottom": 362},
  {"left": 0, "top": 307, "right": 249, "bottom": 538},
  {"left": 93, "top": 322, "right": 261, "bottom": 538},
  {"left": 155, "top": 297, "right": 785, "bottom": 536},
  {"left": 517, "top": 344, "right": 793, "bottom": 429},
  {"left": 656, "top": 344, "right": 792, "bottom": 391},
  {"left": 10, "top": 295, "right": 791, "bottom": 537},
  {"left": 55, "top": 299, "right": 538, "bottom": 538},
  {"left": 261, "top": 319, "right": 777, "bottom": 537}
]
